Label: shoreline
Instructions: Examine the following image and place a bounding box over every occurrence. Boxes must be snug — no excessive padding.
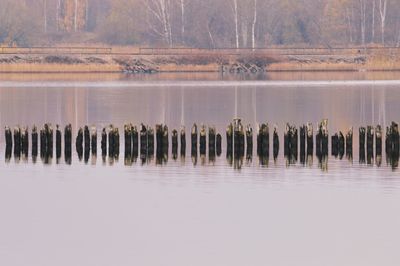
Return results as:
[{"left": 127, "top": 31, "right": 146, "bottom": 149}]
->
[
  {"left": 1, "top": 49, "right": 400, "bottom": 73},
  {"left": 2, "top": 63, "right": 400, "bottom": 73}
]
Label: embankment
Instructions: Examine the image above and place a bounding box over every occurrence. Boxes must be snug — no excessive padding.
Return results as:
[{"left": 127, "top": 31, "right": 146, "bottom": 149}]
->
[{"left": 1, "top": 47, "right": 400, "bottom": 73}]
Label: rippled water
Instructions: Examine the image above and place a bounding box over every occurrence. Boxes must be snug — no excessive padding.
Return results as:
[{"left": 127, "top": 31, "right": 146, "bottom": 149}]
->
[{"left": 1, "top": 74, "right": 400, "bottom": 266}]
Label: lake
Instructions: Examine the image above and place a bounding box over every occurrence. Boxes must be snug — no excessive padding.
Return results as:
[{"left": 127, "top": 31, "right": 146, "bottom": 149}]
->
[{"left": 0, "top": 72, "right": 400, "bottom": 266}]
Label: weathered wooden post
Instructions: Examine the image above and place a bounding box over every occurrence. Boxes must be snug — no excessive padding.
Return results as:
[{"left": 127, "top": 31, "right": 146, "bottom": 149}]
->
[
  {"left": 306, "top": 123, "right": 313, "bottom": 155},
  {"left": 113, "top": 127, "right": 120, "bottom": 159},
  {"left": 13, "top": 126, "right": 21, "bottom": 157},
  {"left": 366, "top": 126, "right": 374, "bottom": 154},
  {"left": 226, "top": 123, "right": 233, "bottom": 155},
  {"left": 162, "top": 125, "right": 168, "bottom": 152},
  {"left": 32, "top": 125, "right": 38, "bottom": 161},
  {"left": 273, "top": 126, "right": 279, "bottom": 160},
  {"left": 331, "top": 133, "right": 339, "bottom": 157},
  {"left": 172, "top": 129, "right": 178, "bottom": 160},
  {"left": 76, "top": 127, "right": 83, "bottom": 161},
  {"left": 140, "top": 124, "right": 148, "bottom": 160},
  {"left": 132, "top": 125, "right": 139, "bottom": 156},
  {"left": 108, "top": 125, "right": 115, "bottom": 157},
  {"left": 21, "top": 126, "right": 29, "bottom": 157},
  {"left": 209, "top": 126, "right": 216, "bottom": 151},
  {"left": 199, "top": 125, "right": 206, "bottom": 155},
  {"left": 91, "top": 126, "right": 97, "bottom": 155},
  {"left": 257, "top": 123, "right": 269, "bottom": 157},
  {"left": 47, "top": 124, "right": 53, "bottom": 157},
  {"left": 300, "top": 125, "right": 306, "bottom": 164},
  {"left": 316, "top": 119, "right": 328, "bottom": 156},
  {"left": 84, "top": 125, "right": 90, "bottom": 153},
  {"left": 64, "top": 124, "right": 72, "bottom": 165},
  {"left": 284, "top": 124, "right": 289, "bottom": 156},
  {"left": 359, "top": 127, "right": 366, "bottom": 164},
  {"left": 155, "top": 124, "right": 167, "bottom": 164},
  {"left": 385, "top": 122, "right": 399, "bottom": 169},
  {"left": 156, "top": 124, "right": 163, "bottom": 153},
  {"left": 101, "top": 127, "right": 107, "bottom": 157},
  {"left": 374, "top": 125, "right": 382, "bottom": 156},
  {"left": 40, "top": 127, "right": 46, "bottom": 158},
  {"left": 148, "top": 127, "right": 155, "bottom": 157},
  {"left": 5, "top": 126, "right": 13, "bottom": 148},
  {"left": 191, "top": 123, "right": 198, "bottom": 150},
  {"left": 56, "top": 125, "right": 62, "bottom": 160},
  {"left": 293, "top": 126, "right": 298, "bottom": 160},
  {"left": 233, "top": 119, "right": 245, "bottom": 157},
  {"left": 245, "top": 125, "right": 253, "bottom": 159},
  {"left": 216, "top": 133, "right": 222, "bottom": 156},
  {"left": 124, "top": 124, "right": 132, "bottom": 157},
  {"left": 180, "top": 126, "right": 186, "bottom": 157},
  {"left": 345, "top": 128, "right": 353, "bottom": 159},
  {"left": 284, "top": 123, "right": 298, "bottom": 164},
  {"left": 338, "top": 132, "right": 345, "bottom": 158}
]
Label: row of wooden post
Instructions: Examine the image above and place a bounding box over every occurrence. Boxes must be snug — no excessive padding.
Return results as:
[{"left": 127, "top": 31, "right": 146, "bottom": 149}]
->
[{"left": 4, "top": 120, "right": 400, "bottom": 167}]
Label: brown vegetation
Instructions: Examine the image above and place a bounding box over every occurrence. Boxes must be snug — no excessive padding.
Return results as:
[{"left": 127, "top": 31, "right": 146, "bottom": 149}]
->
[{"left": 1, "top": 0, "right": 400, "bottom": 49}]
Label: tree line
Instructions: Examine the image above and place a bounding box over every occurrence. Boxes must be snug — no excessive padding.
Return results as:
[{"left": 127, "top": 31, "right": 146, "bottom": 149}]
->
[{"left": 0, "top": 0, "right": 399, "bottom": 48}]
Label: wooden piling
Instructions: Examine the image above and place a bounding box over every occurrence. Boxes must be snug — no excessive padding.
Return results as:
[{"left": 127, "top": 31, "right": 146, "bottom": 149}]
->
[
  {"left": 306, "top": 123, "right": 313, "bottom": 155},
  {"left": 172, "top": 129, "right": 178, "bottom": 160},
  {"left": 233, "top": 119, "right": 245, "bottom": 157},
  {"left": 345, "top": 128, "right": 353, "bottom": 160},
  {"left": 5, "top": 126, "right": 12, "bottom": 147},
  {"left": 91, "top": 126, "right": 97, "bottom": 155},
  {"left": 257, "top": 123, "right": 269, "bottom": 157},
  {"left": 376, "top": 125, "right": 382, "bottom": 156},
  {"left": 209, "top": 126, "right": 216, "bottom": 151},
  {"left": 199, "top": 125, "right": 206, "bottom": 155},
  {"left": 76, "top": 127, "right": 83, "bottom": 160},
  {"left": 56, "top": 125, "right": 62, "bottom": 159},
  {"left": 180, "top": 126, "right": 186, "bottom": 156},
  {"left": 273, "top": 126, "right": 279, "bottom": 160},
  {"left": 245, "top": 124, "right": 253, "bottom": 158},
  {"left": 32, "top": 125, "right": 38, "bottom": 160},
  {"left": 64, "top": 124, "right": 72, "bottom": 164}
]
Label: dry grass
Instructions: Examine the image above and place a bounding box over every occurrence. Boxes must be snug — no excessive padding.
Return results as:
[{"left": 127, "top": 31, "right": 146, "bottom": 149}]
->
[
  {"left": 158, "top": 63, "right": 220, "bottom": 72},
  {"left": 268, "top": 55, "right": 400, "bottom": 72},
  {"left": 0, "top": 63, "right": 121, "bottom": 73}
]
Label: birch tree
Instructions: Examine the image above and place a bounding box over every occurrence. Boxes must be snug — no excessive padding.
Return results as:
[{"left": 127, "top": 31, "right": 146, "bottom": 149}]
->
[
  {"left": 179, "top": 0, "right": 185, "bottom": 44},
  {"left": 56, "top": 0, "right": 61, "bottom": 31},
  {"left": 251, "top": 0, "right": 257, "bottom": 50},
  {"left": 371, "top": 0, "right": 375, "bottom": 42},
  {"left": 231, "top": 0, "right": 239, "bottom": 48},
  {"left": 74, "top": 0, "right": 78, "bottom": 32},
  {"left": 359, "top": 0, "right": 366, "bottom": 45},
  {"left": 143, "top": 0, "right": 173, "bottom": 46},
  {"left": 43, "top": 0, "right": 47, "bottom": 33},
  {"left": 378, "top": 0, "right": 388, "bottom": 45}
]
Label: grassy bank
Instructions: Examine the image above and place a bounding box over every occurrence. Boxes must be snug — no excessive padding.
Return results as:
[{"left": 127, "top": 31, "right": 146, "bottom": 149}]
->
[{"left": 0, "top": 49, "right": 399, "bottom": 73}]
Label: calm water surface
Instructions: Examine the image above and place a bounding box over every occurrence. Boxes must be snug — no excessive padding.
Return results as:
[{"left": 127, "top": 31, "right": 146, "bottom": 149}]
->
[{"left": 0, "top": 73, "right": 400, "bottom": 266}]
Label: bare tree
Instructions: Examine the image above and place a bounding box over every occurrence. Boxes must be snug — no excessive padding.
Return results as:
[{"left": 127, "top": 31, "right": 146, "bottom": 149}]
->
[
  {"left": 179, "top": 0, "right": 185, "bottom": 44},
  {"left": 372, "top": 0, "right": 376, "bottom": 42},
  {"left": 43, "top": 0, "right": 47, "bottom": 33},
  {"left": 143, "top": 0, "right": 173, "bottom": 46},
  {"left": 379, "top": 0, "right": 388, "bottom": 45},
  {"left": 86, "top": 0, "right": 89, "bottom": 31},
  {"left": 359, "top": 0, "right": 366, "bottom": 45},
  {"left": 251, "top": 0, "right": 257, "bottom": 50},
  {"left": 74, "top": 0, "right": 78, "bottom": 32},
  {"left": 56, "top": 0, "right": 61, "bottom": 31},
  {"left": 232, "top": 0, "right": 239, "bottom": 48}
]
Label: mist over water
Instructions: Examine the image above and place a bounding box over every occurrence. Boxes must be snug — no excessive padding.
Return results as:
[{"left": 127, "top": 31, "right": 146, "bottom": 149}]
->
[{"left": 1, "top": 74, "right": 400, "bottom": 266}]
